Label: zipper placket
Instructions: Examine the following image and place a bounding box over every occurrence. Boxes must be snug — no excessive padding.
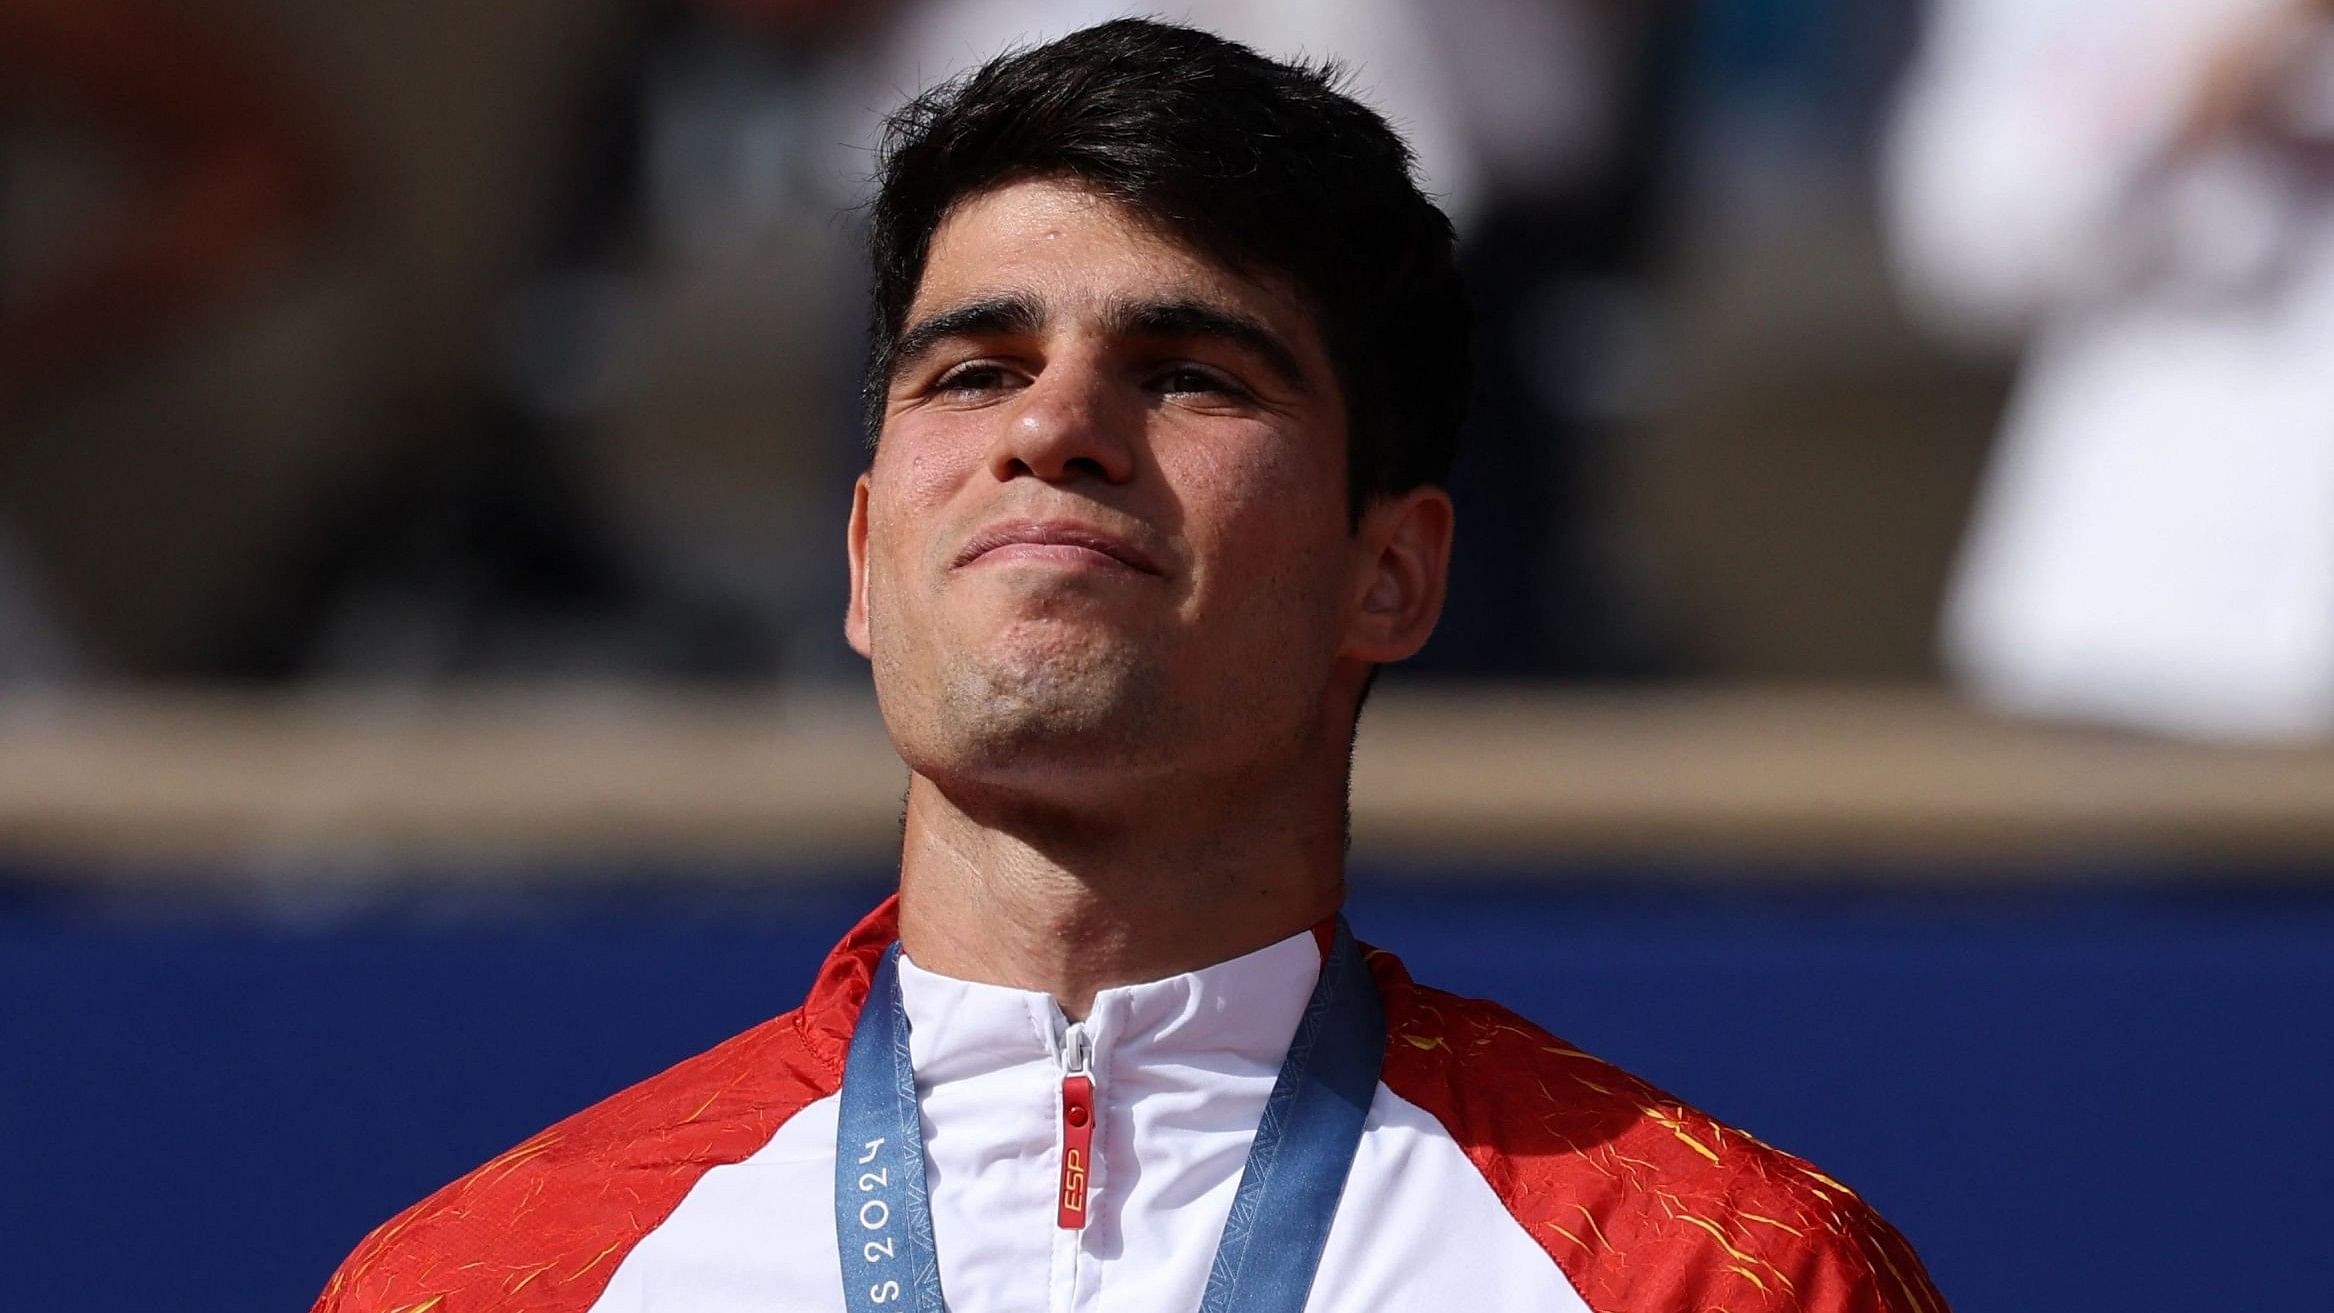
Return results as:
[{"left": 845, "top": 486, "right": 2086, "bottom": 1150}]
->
[{"left": 1057, "top": 1021, "right": 1096, "bottom": 1231}]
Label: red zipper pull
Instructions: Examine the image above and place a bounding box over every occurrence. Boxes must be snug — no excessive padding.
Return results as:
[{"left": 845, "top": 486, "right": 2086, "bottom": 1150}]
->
[{"left": 1058, "top": 1023, "right": 1095, "bottom": 1230}]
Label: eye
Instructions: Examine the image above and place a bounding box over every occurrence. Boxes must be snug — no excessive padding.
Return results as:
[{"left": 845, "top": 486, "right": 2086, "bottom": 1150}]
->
[
  {"left": 1150, "top": 364, "right": 1245, "bottom": 400},
  {"left": 932, "top": 361, "right": 1020, "bottom": 397}
]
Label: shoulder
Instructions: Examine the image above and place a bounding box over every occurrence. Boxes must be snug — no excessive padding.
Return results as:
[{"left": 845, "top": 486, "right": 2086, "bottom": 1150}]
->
[
  {"left": 311, "top": 1005, "right": 845, "bottom": 1313},
  {"left": 313, "top": 899, "right": 896, "bottom": 1313},
  {"left": 1369, "top": 949, "right": 1949, "bottom": 1313}
]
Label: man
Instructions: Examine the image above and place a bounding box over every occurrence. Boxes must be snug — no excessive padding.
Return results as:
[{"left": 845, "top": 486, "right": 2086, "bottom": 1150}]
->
[{"left": 316, "top": 20, "right": 1947, "bottom": 1313}]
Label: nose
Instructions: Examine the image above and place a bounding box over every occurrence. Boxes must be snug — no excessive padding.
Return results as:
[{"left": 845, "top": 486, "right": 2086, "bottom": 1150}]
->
[{"left": 986, "top": 353, "right": 1139, "bottom": 486}]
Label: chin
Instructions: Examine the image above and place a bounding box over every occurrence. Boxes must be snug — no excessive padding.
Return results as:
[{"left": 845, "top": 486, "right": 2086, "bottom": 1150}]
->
[{"left": 908, "top": 634, "right": 1173, "bottom": 783}]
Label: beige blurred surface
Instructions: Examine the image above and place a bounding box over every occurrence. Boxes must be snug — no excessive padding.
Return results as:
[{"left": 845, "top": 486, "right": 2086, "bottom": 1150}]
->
[{"left": 3, "top": 684, "right": 2330, "bottom": 879}]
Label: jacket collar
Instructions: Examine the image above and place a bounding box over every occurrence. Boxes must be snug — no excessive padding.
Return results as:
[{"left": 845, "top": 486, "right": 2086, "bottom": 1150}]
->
[
  {"left": 793, "top": 895, "right": 1343, "bottom": 1081},
  {"left": 893, "top": 921, "right": 1325, "bottom": 1085}
]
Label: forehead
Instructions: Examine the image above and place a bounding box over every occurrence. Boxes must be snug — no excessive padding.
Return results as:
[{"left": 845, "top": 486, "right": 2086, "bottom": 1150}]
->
[{"left": 908, "top": 178, "right": 1323, "bottom": 349}]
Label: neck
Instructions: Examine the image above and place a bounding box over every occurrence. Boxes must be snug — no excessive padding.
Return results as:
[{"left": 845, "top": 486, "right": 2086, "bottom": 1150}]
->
[{"left": 894, "top": 765, "right": 1347, "bottom": 1020}]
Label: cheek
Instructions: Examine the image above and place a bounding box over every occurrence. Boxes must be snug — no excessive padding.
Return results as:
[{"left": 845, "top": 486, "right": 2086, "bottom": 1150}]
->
[
  {"left": 907, "top": 436, "right": 981, "bottom": 507},
  {"left": 876, "top": 425, "right": 982, "bottom": 513},
  {"left": 1178, "top": 433, "right": 1348, "bottom": 597},
  {"left": 866, "top": 427, "right": 986, "bottom": 574},
  {"left": 1213, "top": 420, "right": 1342, "bottom": 533}
]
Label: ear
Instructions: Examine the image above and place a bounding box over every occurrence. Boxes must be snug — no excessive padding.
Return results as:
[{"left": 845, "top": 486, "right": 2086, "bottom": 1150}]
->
[
  {"left": 1340, "top": 486, "right": 1453, "bottom": 664},
  {"left": 844, "top": 473, "right": 874, "bottom": 659}
]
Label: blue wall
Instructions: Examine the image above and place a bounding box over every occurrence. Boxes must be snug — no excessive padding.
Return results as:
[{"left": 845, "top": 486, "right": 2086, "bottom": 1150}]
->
[{"left": 6, "top": 868, "right": 2331, "bottom": 1311}]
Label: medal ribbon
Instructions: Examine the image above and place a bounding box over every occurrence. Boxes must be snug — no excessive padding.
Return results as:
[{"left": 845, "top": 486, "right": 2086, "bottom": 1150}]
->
[{"left": 834, "top": 919, "right": 1386, "bottom": 1313}]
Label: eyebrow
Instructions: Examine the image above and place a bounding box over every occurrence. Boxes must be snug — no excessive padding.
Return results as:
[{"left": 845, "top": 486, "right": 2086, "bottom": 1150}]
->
[
  {"left": 1104, "top": 296, "right": 1312, "bottom": 393},
  {"left": 886, "top": 293, "right": 1046, "bottom": 387},
  {"left": 884, "top": 292, "right": 1314, "bottom": 393}
]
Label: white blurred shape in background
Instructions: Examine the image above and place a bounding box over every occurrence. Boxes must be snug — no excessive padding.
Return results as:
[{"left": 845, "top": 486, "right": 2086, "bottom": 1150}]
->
[
  {"left": 1883, "top": 0, "right": 2334, "bottom": 741},
  {"left": 819, "top": 0, "right": 1620, "bottom": 233}
]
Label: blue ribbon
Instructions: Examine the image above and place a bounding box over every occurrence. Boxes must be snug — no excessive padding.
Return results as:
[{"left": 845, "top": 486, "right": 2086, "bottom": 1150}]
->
[
  {"left": 834, "top": 946, "right": 945, "bottom": 1313},
  {"left": 833, "top": 921, "right": 1385, "bottom": 1313}
]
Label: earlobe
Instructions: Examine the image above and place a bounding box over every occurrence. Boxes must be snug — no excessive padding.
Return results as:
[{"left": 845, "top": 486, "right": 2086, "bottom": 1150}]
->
[
  {"left": 844, "top": 475, "right": 874, "bottom": 659},
  {"left": 1344, "top": 487, "right": 1453, "bottom": 665}
]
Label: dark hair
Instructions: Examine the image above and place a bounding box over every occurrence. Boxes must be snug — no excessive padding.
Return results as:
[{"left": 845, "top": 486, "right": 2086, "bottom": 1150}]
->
[{"left": 864, "top": 18, "right": 1469, "bottom": 517}]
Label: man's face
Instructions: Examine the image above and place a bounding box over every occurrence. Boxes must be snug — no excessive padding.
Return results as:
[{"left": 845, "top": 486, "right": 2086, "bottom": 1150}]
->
[{"left": 847, "top": 177, "right": 1391, "bottom": 797}]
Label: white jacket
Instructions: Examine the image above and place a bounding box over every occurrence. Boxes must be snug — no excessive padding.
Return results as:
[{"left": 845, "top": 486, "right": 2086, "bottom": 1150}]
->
[{"left": 317, "top": 899, "right": 1945, "bottom": 1313}]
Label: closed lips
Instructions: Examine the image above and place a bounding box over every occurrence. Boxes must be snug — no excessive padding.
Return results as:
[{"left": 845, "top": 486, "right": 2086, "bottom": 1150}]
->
[{"left": 955, "top": 523, "right": 1161, "bottom": 573}]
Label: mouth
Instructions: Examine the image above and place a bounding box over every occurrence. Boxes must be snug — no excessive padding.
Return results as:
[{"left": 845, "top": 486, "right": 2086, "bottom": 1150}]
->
[{"left": 954, "top": 520, "right": 1162, "bottom": 575}]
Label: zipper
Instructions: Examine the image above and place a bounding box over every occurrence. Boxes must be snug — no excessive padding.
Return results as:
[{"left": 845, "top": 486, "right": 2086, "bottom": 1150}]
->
[{"left": 1057, "top": 1022, "right": 1095, "bottom": 1230}]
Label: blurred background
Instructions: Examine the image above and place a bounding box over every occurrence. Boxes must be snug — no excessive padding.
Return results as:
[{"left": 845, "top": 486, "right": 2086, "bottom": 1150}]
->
[{"left": 5, "top": 0, "right": 2333, "bottom": 1308}]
